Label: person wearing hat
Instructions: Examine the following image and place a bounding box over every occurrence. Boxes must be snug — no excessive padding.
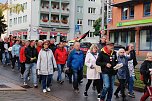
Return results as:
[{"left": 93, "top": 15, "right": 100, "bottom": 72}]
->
[{"left": 96, "top": 41, "right": 118, "bottom": 101}]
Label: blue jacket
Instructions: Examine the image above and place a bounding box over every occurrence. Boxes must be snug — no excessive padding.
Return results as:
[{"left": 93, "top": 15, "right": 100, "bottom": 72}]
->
[
  {"left": 67, "top": 49, "right": 84, "bottom": 70},
  {"left": 117, "top": 56, "right": 129, "bottom": 79},
  {"left": 12, "top": 44, "right": 21, "bottom": 57}
]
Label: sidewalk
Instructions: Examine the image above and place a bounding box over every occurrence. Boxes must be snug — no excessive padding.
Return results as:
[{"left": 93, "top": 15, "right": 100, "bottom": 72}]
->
[{"left": 0, "top": 64, "right": 150, "bottom": 101}]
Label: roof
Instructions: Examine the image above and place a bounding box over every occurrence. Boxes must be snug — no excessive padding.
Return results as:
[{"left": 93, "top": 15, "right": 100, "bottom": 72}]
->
[{"left": 112, "top": 0, "right": 150, "bottom": 7}]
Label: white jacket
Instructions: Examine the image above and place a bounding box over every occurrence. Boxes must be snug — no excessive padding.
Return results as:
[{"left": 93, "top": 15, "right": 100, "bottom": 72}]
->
[
  {"left": 37, "top": 49, "right": 57, "bottom": 75},
  {"left": 85, "top": 52, "right": 100, "bottom": 79}
]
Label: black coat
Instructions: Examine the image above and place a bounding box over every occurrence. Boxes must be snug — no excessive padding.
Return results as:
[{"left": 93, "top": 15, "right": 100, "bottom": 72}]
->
[
  {"left": 0, "top": 42, "right": 10, "bottom": 53},
  {"left": 25, "top": 46, "right": 38, "bottom": 64},
  {"left": 140, "top": 60, "right": 152, "bottom": 86},
  {"left": 96, "top": 50, "right": 118, "bottom": 75}
]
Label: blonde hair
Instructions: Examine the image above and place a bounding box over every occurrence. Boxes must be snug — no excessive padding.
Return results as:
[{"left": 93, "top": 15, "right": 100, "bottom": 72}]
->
[
  {"left": 118, "top": 48, "right": 125, "bottom": 55},
  {"left": 146, "top": 52, "right": 152, "bottom": 60},
  {"left": 89, "top": 44, "right": 98, "bottom": 52}
]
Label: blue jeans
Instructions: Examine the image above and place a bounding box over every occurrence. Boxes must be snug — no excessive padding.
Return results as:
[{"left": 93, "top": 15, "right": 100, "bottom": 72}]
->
[
  {"left": 72, "top": 69, "right": 83, "bottom": 90},
  {"left": 2, "top": 52, "right": 10, "bottom": 65},
  {"left": 128, "top": 76, "right": 135, "bottom": 94},
  {"left": 12, "top": 56, "right": 20, "bottom": 70},
  {"left": 57, "top": 64, "right": 65, "bottom": 81},
  {"left": 100, "top": 74, "right": 115, "bottom": 101},
  {"left": 41, "top": 74, "right": 53, "bottom": 89},
  {"left": 24, "top": 63, "right": 37, "bottom": 85}
]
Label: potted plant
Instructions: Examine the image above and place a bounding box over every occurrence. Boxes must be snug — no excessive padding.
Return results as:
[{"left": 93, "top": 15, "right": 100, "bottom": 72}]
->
[{"left": 62, "top": 7, "right": 65, "bottom": 10}]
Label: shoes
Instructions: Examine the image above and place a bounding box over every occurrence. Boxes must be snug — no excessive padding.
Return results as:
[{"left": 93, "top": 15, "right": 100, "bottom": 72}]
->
[
  {"left": 43, "top": 89, "right": 47, "bottom": 93},
  {"left": 83, "top": 91, "right": 88, "bottom": 97},
  {"left": 114, "top": 92, "right": 119, "bottom": 98},
  {"left": 28, "top": 77, "right": 30, "bottom": 81},
  {"left": 59, "top": 81, "right": 64, "bottom": 84},
  {"left": 34, "top": 84, "right": 38, "bottom": 88},
  {"left": 74, "top": 89, "right": 79, "bottom": 93},
  {"left": 46, "top": 87, "right": 51, "bottom": 92},
  {"left": 128, "top": 92, "right": 135, "bottom": 98},
  {"left": 23, "top": 82, "right": 27, "bottom": 86},
  {"left": 12, "top": 68, "right": 15, "bottom": 71},
  {"left": 97, "top": 94, "right": 100, "bottom": 99}
]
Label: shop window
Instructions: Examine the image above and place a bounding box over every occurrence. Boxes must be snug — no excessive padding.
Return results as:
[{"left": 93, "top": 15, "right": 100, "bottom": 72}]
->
[
  {"left": 140, "top": 30, "right": 152, "bottom": 50},
  {"left": 143, "top": 2, "right": 151, "bottom": 16},
  {"left": 22, "top": 35, "right": 27, "bottom": 40},
  {"left": 39, "top": 35, "right": 47, "bottom": 40}
]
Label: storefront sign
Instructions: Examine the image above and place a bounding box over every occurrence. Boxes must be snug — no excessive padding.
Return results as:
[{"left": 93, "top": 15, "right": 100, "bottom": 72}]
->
[{"left": 117, "top": 18, "right": 152, "bottom": 27}]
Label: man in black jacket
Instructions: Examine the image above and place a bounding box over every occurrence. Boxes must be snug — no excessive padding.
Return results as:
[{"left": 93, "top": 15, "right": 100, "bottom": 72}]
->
[
  {"left": 96, "top": 41, "right": 118, "bottom": 101},
  {"left": 23, "top": 40, "right": 38, "bottom": 88}
]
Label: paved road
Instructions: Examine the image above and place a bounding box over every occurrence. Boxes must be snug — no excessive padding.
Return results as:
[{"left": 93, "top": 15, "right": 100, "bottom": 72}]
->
[{"left": 0, "top": 64, "right": 150, "bottom": 101}]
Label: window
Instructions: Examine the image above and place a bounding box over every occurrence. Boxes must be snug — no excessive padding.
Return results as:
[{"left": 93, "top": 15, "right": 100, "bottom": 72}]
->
[
  {"left": 77, "top": 6, "right": 83, "bottom": 13},
  {"left": 144, "top": 2, "right": 151, "bottom": 16},
  {"left": 23, "top": 2, "right": 27, "bottom": 10},
  {"left": 88, "top": 7, "right": 96, "bottom": 14},
  {"left": 122, "top": 7, "right": 128, "bottom": 20},
  {"left": 23, "top": 15, "right": 27, "bottom": 23},
  {"left": 88, "top": 19, "right": 95, "bottom": 26},
  {"left": 88, "top": 32, "right": 94, "bottom": 37},
  {"left": 14, "top": 18, "right": 17, "bottom": 25},
  {"left": 140, "top": 30, "right": 152, "bottom": 50},
  {"left": 18, "top": 17, "right": 22, "bottom": 24},
  {"left": 77, "top": 19, "right": 82, "bottom": 25},
  {"left": 9, "top": 19, "right": 12, "bottom": 27},
  {"left": 129, "top": 6, "right": 134, "bottom": 19},
  {"left": 10, "top": 8, "right": 12, "bottom": 15}
]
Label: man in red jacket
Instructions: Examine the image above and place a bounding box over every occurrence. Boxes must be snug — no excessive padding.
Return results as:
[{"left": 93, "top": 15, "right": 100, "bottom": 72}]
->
[
  {"left": 54, "top": 42, "right": 68, "bottom": 84},
  {"left": 20, "top": 41, "right": 30, "bottom": 78}
]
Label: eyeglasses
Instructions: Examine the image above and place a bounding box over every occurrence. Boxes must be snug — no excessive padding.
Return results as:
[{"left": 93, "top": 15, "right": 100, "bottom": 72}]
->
[{"left": 44, "top": 44, "right": 49, "bottom": 45}]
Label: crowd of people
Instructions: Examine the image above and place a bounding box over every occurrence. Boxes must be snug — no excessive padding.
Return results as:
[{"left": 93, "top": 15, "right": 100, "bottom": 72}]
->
[{"left": 0, "top": 35, "right": 152, "bottom": 101}]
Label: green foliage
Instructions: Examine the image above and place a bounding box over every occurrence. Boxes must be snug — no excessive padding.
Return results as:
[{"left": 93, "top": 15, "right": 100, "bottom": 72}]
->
[
  {"left": 0, "top": 10, "right": 7, "bottom": 37},
  {"left": 93, "top": 18, "right": 101, "bottom": 36}
]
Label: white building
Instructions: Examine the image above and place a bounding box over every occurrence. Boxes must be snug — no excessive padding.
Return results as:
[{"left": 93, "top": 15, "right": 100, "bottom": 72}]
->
[{"left": 7, "top": 0, "right": 107, "bottom": 43}]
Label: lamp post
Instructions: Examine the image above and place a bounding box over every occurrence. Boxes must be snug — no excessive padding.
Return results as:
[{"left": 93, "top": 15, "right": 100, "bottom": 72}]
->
[{"left": 101, "top": 0, "right": 105, "bottom": 37}]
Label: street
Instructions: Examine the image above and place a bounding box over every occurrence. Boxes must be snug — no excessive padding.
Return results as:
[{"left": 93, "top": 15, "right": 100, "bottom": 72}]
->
[{"left": 0, "top": 64, "right": 150, "bottom": 101}]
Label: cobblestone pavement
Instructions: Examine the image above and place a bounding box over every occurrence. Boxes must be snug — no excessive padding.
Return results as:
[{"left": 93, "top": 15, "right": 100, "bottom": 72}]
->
[{"left": 0, "top": 63, "right": 150, "bottom": 101}]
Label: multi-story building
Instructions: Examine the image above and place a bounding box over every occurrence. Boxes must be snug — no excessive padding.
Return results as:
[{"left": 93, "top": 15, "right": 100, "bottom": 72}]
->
[
  {"left": 107, "top": 0, "right": 152, "bottom": 55},
  {"left": 7, "top": 0, "right": 102, "bottom": 43}
]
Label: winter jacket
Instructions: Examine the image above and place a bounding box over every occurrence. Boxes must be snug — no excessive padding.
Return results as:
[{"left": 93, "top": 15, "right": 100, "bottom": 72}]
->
[
  {"left": 85, "top": 52, "right": 100, "bottom": 79},
  {"left": 19, "top": 46, "right": 26, "bottom": 63},
  {"left": 49, "top": 44, "right": 56, "bottom": 54},
  {"left": 36, "top": 46, "right": 42, "bottom": 54},
  {"left": 96, "top": 46, "right": 118, "bottom": 75},
  {"left": 37, "top": 48, "right": 57, "bottom": 75},
  {"left": 25, "top": 46, "right": 38, "bottom": 64},
  {"left": 12, "top": 44, "right": 21, "bottom": 57},
  {"left": 1, "top": 42, "right": 10, "bottom": 53},
  {"left": 54, "top": 48, "right": 68, "bottom": 64},
  {"left": 67, "top": 49, "right": 84, "bottom": 70},
  {"left": 117, "top": 56, "right": 129, "bottom": 79},
  {"left": 140, "top": 60, "right": 152, "bottom": 86}
]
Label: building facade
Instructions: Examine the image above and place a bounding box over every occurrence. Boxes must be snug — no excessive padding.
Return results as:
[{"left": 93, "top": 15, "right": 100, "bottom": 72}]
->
[
  {"left": 107, "top": 0, "right": 152, "bottom": 55},
  {"left": 7, "top": 0, "right": 102, "bottom": 43}
]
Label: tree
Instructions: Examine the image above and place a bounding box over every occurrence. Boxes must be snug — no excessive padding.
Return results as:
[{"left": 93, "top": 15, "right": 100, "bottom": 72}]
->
[
  {"left": 0, "top": 2, "right": 24, "bottom": 37},
  {"left": 93, "top": 18, "right": 102, "bottom": 36},
  {"left": 0, "top": 11, "right": 7, "bottom": 37}
]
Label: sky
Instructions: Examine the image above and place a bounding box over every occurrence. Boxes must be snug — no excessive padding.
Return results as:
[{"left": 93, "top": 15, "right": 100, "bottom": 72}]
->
[{"left": 0, "top": 0, "right": 7, "bottom": 3}]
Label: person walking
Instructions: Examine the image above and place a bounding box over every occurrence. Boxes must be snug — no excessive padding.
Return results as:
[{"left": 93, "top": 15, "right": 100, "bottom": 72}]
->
[
  {"left": 114, "top": 48, "right": 129, "bottom": 101},
  {"left": 11, "top": 39, "right": 21, "bottom": 71},
  {"left": 54, "top": 42, "right": 68, "bottom": 84},
  {"left": 140, "top": 52, "right": 152, "bottom": 101},
  {"left": 49, "top": 38, "right": 56, "bottom": 54},
  {"left": 23, "top": 40, "right": 38, "bottom": 88},
  {"left": 84, "top": 44, "right": 101, "bottom": 99},
  {"left": 37, "top": 41, "right": 57, "bottom": 93},
  {"left": 67, "top": 42, "right": 84, "bottom": 93},
  {"left": 96, "top": 41, "right": 118, "bottom": 101},
  {"left": 126, "top": 43, "right": 137, "bottom": 98},
  {"left": 19, "top": 41, "right": 30, "bottom": 78}
]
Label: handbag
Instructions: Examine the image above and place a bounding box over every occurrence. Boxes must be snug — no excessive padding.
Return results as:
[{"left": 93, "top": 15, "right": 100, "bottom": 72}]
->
[{"left": 93, "top": 64, "right": 102, "bottom": 73}]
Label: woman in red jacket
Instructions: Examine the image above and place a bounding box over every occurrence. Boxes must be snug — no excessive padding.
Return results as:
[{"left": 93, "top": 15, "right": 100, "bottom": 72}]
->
[
  {"left": 20, "top": 41, "right": 30, "bottom": 78},
  {"left": 54, "top": 42, "right": 68, "bottom": 84}
]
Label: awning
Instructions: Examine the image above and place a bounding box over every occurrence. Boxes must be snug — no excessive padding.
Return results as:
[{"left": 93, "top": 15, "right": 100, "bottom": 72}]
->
[
  {"left": 112, "top": 0, "right": 149, "bottom": 7},
  {"left": 107, "top": 23, "right": 152, "bottom": 31},
  {"left": 50, "top": 32, "right": 67, "bottom": 36},
  {"left": 40, "top": 31, "right": 48, "bottom": 35},
  {"left": 12, "top": 31, "right": 28, "bottom": 36}
]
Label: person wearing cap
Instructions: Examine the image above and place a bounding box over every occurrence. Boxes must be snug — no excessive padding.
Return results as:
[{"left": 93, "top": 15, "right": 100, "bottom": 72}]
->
[
  {"left": 97, "top": 35, "right": 107, "bottom": 51},
  {"left": 96, "top": 41, "right": 118, "bottom": 101}
]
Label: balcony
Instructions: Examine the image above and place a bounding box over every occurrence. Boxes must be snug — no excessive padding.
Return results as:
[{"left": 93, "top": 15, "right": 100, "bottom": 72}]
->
[
  {"left": 62, "top": 0, "right": 70, "bottom": 3},
  {"left": 40, "top": 13, "right": 49, "bottom": 26},
  {"left": 40, "top": 1, "right": 49, "bottom": 12},
  {"left": 61, "top": 20, "right": 69, "bottom": 27},
  {"left": 51, "top": 2, "right": 60, "bottom": 13},
  {"left": 50, "top": 14, "right": 60, "bottom": 26},
  {"left": 61, "top": 3, "right": 70, "bottom": 15}
]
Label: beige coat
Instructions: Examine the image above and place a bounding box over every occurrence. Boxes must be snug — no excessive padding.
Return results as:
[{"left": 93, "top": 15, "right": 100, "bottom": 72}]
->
[{"left": 85, "top": 52, "right": 100, "bottom": 79}]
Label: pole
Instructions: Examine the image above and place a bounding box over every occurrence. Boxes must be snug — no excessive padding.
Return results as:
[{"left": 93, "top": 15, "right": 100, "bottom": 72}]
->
[{"left": 101, "top": 0, "right": 105, "bottom": 37}]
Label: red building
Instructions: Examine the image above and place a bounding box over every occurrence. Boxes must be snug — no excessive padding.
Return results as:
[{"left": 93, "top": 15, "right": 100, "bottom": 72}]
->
[{"left": 107, "top": 0, "right": 152, "bottom": 55}]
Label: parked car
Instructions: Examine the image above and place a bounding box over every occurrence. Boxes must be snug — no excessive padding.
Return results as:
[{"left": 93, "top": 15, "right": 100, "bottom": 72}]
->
[{"left": 80, "top": 42, "right": 92, "bottom": 55}]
